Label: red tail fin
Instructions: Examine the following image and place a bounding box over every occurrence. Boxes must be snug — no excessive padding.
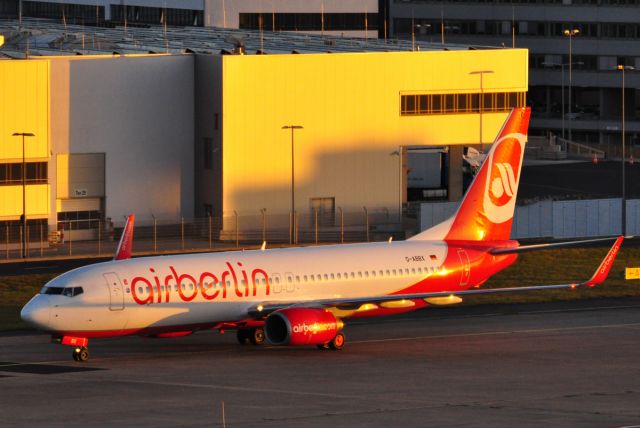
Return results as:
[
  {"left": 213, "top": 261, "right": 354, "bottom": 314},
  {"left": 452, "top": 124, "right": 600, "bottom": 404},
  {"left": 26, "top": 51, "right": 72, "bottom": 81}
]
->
[
  {"left": 411, "top": 107, "right": 531, "bottom": 242},
  {"left": 114, "top": 214, "right": 135, "bottom": 260}
]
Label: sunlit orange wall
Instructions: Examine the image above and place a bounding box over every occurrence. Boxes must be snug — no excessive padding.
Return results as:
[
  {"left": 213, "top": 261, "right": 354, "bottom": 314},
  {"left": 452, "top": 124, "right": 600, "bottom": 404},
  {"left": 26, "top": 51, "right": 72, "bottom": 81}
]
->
[
  {"left": 221, "top": 49, "right": 528, "bottom": 216},
  {"left": 0, "top": 60, "right": 50, "bottom": 219},
  {"left": 0, "top": 185, "right": 50, "bottom": 218}
]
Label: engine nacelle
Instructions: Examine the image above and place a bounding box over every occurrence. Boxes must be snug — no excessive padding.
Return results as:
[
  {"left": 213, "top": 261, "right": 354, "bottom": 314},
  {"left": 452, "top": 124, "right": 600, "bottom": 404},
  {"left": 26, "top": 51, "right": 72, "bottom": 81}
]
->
[{"left": 265, "top": 308, "right": 342, "bottom": 346}]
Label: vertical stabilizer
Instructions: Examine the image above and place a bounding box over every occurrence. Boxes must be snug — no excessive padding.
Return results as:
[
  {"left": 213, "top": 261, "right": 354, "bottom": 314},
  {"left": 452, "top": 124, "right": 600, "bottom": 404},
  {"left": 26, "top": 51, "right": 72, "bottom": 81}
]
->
[{"left": 411, "top": 107, "right": 531, "bottom": 242}]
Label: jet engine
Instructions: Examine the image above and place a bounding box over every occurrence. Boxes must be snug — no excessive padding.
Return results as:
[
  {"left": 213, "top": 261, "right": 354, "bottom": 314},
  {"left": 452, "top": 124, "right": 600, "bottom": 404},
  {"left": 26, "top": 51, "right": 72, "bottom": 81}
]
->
[{"left": 264, "top": 308, "right": 343, "bottom": 346}]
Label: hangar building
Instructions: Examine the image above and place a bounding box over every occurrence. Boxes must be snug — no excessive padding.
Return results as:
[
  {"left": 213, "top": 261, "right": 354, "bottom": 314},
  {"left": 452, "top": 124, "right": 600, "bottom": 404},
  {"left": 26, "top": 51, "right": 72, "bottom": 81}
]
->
[{"left": 0, "top": 19, "right": 528, "bottom": 240}]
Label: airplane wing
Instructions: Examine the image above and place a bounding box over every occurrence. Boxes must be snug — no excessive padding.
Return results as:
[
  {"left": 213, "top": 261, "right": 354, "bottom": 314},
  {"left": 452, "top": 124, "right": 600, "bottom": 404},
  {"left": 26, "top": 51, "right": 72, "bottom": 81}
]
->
[{"left": 248, "top": 236, "right": 624, "bottom": 318}]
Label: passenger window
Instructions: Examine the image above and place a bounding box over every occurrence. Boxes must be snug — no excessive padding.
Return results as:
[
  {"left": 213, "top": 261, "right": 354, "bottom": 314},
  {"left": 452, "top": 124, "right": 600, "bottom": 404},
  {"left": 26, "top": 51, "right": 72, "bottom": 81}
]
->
[
  {"left": 330, "top": 273, "right": 335, "bottom": 280},
  {"left": 181, "top": 283, "right": 186, "bottom": 291},
  {"left": 364, "top": 271, "right": 369, "bottom": 278},
  {"left": 405, "top": 268, "right": 410, "bottom": 275},
  {"left": 371, "top": 271, "right": 376, "bottom": 277},
  {"left": 296, "top": 276, "right": 300, "bottom": 282},
  {"left": 358, "top": 272, "right": 362, "bottom": 278},
  {"left": 350, "top": 272, "right": 355, "bottom": 279},
  {"left": 411, "top": 268, "right": 416, "bottom": 274},
  {"left": 304, "top": 275, "right": 308, "bottom": 282},
  {"left": 337, "top": 273, "right": 341, "bottom": 279},
  {"left": 324, "top": 274, "right": 329, "bottom": 281},
  {"left": 386, "top": 269, "right": 390, "bottom": 276},
  {"left": 138, "top": 287, "right": 143, "bottom": 294}
]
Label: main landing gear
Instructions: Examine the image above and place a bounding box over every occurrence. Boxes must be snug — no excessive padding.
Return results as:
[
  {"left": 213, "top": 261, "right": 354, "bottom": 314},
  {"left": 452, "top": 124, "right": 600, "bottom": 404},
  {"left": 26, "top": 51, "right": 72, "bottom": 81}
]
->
[
  {"left": 72, "top": 347, "right": 90, "bottom": 362},
  {"left": 237, "top": 327, "right": 266, "bottom": 346},
  {"left": 317, "top": 332, "right": 346, "bottom": 351}
]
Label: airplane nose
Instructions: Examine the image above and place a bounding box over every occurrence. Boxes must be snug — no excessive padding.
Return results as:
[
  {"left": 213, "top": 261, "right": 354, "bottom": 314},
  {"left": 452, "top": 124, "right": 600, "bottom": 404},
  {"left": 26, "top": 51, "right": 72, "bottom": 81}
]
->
[{"left": 21, "top": 296, "right": 51, "bottom": 330}]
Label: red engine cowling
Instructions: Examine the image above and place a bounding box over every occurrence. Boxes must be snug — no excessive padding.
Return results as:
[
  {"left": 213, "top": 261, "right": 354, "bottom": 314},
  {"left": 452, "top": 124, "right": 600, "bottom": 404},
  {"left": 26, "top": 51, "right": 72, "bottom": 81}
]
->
[{"left": 265, "top": 308, "right": 340, "bottom": 346}]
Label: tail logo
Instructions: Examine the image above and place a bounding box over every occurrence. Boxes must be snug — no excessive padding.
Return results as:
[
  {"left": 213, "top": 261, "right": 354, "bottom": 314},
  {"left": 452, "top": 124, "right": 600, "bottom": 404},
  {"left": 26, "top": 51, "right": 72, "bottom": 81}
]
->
[
  {"left": 483, "top": 133, "right": 526, "bottom": 224},
  {"left": 490, "top": 163, "right": 516, "bottom": 200}
]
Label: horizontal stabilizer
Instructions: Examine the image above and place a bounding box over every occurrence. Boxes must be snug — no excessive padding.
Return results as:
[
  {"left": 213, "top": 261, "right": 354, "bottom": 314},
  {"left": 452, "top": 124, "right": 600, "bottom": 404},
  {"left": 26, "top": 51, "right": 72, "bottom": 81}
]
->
[{"left": 490, "top": 236, "right": 622, "bottom": 255}]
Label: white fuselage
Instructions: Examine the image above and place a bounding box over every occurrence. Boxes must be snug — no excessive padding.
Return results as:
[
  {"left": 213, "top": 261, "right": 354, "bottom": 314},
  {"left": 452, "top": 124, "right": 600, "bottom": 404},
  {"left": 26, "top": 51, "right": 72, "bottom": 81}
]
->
[{"left": 22, "top": 240, "right": 460, "bottom": 337}]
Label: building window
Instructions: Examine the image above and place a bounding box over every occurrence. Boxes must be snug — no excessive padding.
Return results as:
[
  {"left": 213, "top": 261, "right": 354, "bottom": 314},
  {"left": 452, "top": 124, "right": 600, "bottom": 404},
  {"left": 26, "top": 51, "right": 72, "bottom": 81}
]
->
[
  {"left": 400, "top": 91, "right": 526, "bottom": 116},
  {"left": 239, "top": 13, "right": 378, "bottom": 32},
  {"left": 203, "top": 138, "right": 213, "bottom": 170},
  {"left": 0, "top": 162, "right": 48, "bottom": 185},
  {"left": 58, "top": 210, "right": 102, "bottom": 230}
]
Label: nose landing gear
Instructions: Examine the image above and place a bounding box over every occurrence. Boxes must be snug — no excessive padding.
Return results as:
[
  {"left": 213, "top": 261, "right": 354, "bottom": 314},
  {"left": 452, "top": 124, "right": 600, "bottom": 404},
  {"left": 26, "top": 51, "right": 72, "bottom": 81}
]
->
[{"left": 55, "top": 336, "right": 90, "bottom": 362}]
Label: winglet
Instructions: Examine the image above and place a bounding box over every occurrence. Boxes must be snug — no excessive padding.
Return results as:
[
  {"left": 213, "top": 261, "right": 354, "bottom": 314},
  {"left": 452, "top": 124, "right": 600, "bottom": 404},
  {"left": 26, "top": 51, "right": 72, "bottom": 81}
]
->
[
  {"left": 114, "top": 214, "right": 135, "bottom": 261},
  {"left": 583, "top": 236, "right": 624, "bottom": 287}
]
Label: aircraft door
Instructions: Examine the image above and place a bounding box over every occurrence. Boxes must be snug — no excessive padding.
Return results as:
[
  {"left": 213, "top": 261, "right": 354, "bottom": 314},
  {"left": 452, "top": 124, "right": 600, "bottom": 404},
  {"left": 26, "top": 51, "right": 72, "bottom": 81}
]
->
[
  {"left": 104, "top": 272, "right": 125, "bottom": 311},
  {"left": 457, "top": 249, "right": 471, "bottom": 287}
]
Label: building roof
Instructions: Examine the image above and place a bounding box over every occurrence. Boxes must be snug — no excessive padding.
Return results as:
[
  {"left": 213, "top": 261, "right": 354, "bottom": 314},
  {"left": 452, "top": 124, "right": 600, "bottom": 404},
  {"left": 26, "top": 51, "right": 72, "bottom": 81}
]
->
[{"left": 0, "top": 18, "right": 500, "bottom": 58}]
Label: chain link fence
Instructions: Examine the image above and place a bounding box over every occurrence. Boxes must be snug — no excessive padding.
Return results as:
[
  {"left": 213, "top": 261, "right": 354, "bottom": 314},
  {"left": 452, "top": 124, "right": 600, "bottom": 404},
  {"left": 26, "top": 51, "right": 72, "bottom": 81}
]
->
[{"left": 2, "top": 207, "right": 403, "bottom": 260}]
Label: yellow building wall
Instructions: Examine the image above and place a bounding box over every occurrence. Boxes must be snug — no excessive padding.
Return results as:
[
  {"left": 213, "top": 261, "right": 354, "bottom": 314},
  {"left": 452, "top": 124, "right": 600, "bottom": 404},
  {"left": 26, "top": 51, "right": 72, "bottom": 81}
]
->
[
  {"left": 0, "top": 60, "right": 51, "bottom": 221},
  {"left": 0, "top": 185, "right": 51, "bottom": 219},
  {"left": 0, "top": 61, "right": 50, "bottom": 161},
  {"left": 221, "top": 49, "right": 528, "bottom": 216}
]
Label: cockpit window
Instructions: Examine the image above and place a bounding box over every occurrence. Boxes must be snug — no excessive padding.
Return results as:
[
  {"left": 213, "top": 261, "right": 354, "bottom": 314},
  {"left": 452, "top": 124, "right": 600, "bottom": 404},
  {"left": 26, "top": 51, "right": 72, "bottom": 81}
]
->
[{"left": 41, "top": 286, "right": 83, "bottom": 297}]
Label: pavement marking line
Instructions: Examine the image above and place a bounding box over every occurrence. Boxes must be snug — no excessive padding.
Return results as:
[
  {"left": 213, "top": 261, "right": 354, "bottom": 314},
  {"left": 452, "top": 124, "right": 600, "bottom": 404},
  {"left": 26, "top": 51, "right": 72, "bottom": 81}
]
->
[
  {"left": 114, "top": 378, "right": 384, "bottom": 401},
  {"left": 348, "top": 303, "right": 640, "bottom": 326},
  {"left": 351, "top": 322, "right": 640, "bottom": 344}
]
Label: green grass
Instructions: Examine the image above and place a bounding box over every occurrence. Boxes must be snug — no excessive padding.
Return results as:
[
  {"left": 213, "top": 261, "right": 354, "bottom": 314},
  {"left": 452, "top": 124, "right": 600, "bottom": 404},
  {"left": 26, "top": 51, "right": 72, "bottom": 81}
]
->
[
  {"left": 0, "top": 245, "right": 638, "bottom": 331},
  {"left": 0, "top": 274, "right": 55, "bottom": 330}
]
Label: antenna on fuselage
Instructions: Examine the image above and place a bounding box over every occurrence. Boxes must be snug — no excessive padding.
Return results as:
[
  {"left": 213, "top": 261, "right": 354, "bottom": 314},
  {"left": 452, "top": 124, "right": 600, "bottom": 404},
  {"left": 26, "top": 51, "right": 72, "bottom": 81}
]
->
[
  {"left": 388, "top": 236, "right": 393, "bottom": 243},
  {"left": 261, "top": 241, "right": 267, "bottom": 251}
]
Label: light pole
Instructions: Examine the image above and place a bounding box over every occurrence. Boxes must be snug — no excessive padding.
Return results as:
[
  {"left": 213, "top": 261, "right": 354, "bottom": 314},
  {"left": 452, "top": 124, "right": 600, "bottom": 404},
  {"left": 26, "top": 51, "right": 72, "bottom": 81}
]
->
[
  {"left": 563, "top": 28, "right": 580, "bottom": 142},
  {"left": 469, "top": 70, "right": 494, "bottom": 153},
  {"left": 543, "top": 61, "right": 583, "bottom": 141},
  {"left": 12, "top": 132, "right": 35, "bottom": 258},
  {"left": 282, "top": 125, "right": 303, "bottom": 244},
  {"left": 390, "top": 149, "right": 403, "bottom": 222},
  {"left": 617, "top": 64, "right": 635, "bottom": 236}
]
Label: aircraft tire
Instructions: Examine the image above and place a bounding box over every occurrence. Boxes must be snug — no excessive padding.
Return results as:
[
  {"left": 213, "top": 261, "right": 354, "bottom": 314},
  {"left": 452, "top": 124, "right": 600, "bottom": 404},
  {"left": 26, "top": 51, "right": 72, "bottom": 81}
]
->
[
  {"left": 329, "top": 332, "right": 345, "bottom": 351},
  {"left": 250, "top": 327, "right": 265, "bottom": 345},
  {"left": 236, "top": 329, "right": 250, "bottom": 345},
  {"left": 73, "top": 347, "right": 89, "bottom": 362}
]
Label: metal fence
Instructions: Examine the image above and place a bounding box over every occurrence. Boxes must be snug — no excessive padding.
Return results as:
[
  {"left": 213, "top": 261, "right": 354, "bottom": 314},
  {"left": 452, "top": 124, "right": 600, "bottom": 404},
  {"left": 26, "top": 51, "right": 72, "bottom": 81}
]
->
[{"left": 2, "top": 207, "right": 402, "bottom": 260}]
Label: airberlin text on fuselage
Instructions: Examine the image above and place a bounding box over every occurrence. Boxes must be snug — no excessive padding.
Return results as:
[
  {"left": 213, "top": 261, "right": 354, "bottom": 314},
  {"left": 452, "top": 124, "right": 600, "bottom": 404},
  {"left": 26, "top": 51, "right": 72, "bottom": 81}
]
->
[{"left": 126, "top": 262, "right": 270, "bottom": 305}]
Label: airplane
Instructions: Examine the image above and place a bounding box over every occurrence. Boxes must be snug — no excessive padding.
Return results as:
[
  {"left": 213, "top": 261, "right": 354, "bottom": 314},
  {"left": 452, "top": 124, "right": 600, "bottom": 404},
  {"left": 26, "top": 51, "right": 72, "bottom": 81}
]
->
[{"left": 21, "top": 107, "right": 625, "bottom": 362}]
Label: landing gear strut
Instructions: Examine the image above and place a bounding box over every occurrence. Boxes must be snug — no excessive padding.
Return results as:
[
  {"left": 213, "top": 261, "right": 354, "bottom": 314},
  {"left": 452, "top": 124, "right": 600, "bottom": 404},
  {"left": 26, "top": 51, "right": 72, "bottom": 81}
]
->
[
  {"left": 237, "top": 327, "right": 265, "bottom": 346},
  {"left": 72, "top": 347, "right": 89, "bottom": 362},
  {"left": 317, "top": 332, "right": 346, "bottom": 351}
]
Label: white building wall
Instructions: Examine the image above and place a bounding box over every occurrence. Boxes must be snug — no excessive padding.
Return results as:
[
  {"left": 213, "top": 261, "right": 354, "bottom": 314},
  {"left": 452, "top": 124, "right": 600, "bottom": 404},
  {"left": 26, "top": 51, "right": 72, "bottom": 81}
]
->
[
  {"left": 50, "top": 54, "right": 195, "bottom": 224},
  {"left": 204, "top": 0, "right": 377, "bottom": 34}
]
